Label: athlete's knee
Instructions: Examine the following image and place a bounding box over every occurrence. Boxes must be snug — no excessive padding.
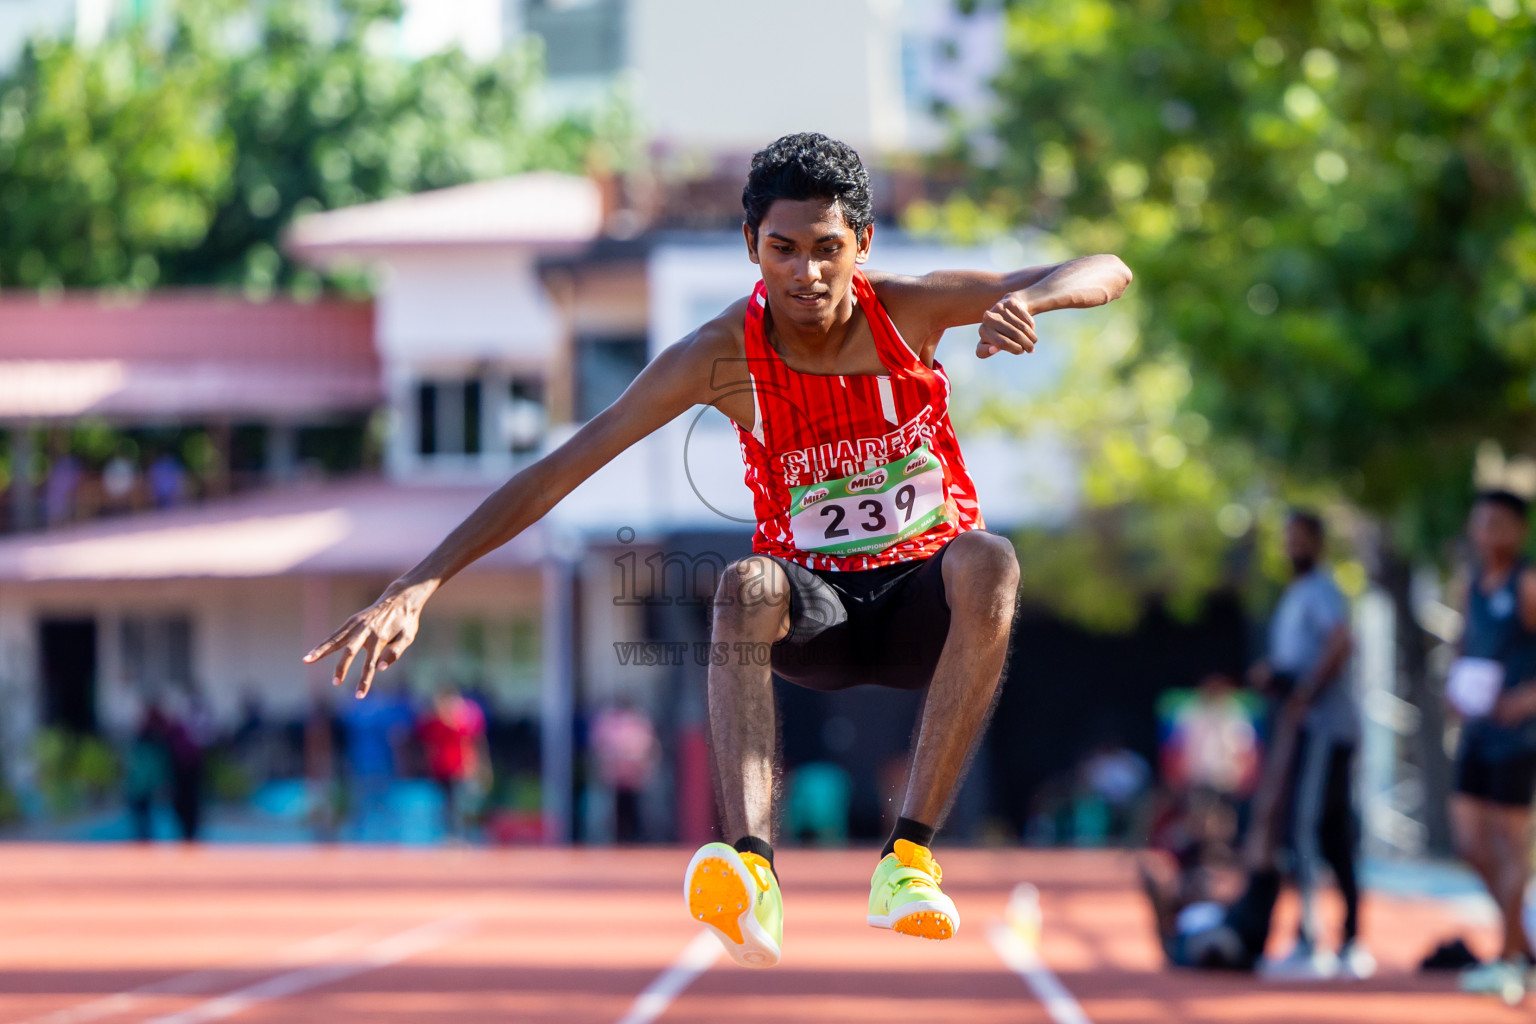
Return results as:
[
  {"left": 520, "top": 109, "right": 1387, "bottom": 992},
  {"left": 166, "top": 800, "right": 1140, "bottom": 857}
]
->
[
  {"left": 944, "top": 531, "right": 1020, "bottom": 610},
  {"left": 712, "top": 556, "right": 790, "bottom": 626}
]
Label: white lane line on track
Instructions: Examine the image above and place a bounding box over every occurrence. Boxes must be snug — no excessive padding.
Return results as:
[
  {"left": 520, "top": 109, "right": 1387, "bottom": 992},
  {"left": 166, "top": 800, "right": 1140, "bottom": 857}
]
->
[
  {"left": 16, "top": 924, "right": 383, "bottom": 1024},
  {"left": 986, "top": 923, "right": 1093, "bottom": 1024},
  {"left": 614, "top": 930, "right": 721, "bottom": 1024},
  {"left": 137, "top": 914, "right": 476, "bottom": 1024}
]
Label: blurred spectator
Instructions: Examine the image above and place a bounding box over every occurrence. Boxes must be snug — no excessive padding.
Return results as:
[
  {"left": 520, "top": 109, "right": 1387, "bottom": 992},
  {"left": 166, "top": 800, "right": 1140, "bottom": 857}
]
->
[
  {"left": 418, "top": 687, "right": 489, "bottom": 841},
  {"left": 590, "top": 697, "right": 659, "bottom": 843},
  {"left": 1160, "top": 674, "right": 1262, "bottom": 798},
  {"left": 342, "top": 683, "right": 413, "bottom": 841},
  {"left": 1448, "top": 490, "right": 1536, "bottom": 999},
  {"left": 101, "top": 454, "right": 139, "bottom": 514},
  {"left": 785, "top": 761, "right": 852, "bottom": 846},
  {"left": 304, "top": 694, "right": 341, "bottom": 840},
  {"left": 1248, "top": 510, "right": 1366, "bottom": 980},
  {"left": 148, "top": 451, "right": 188, "bottom": 509},
  {"left": 228, "top": 692, "right": 276, "bottom": 782},
  {"left": 1023, "top": 774, "right": 1073, "bottom": 847},
  {"left": 1140, "top": 692, "right": 1307, "bottom": 973},
  {"left": 1079, "top": 737, "right": 1151, "bottom": 844},
  {"left": 43, "top": 452, "right": 82, "bottom": 527},
  {"left": 1152, "top": 674, "right": 1263, "bottom": 886},
  {"left": 124, "top": 700, "right": 173, "bottom": 842},
  {"left": 165, "top": 690, "right": 214, "bottom": 842}
]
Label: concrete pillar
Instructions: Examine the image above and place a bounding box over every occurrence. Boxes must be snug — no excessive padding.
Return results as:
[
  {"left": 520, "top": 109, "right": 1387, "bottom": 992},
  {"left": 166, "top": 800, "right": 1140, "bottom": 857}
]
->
[{"left": 541, "top": 558, "right": 576, "bottom": 844}]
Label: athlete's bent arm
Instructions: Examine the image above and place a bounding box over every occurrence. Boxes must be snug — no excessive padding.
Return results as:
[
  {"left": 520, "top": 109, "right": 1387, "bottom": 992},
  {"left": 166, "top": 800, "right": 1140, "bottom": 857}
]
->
[
  {"left": 303, "top": 324, "right": 730, "bottom": 696},
  {"left": 875, "top": 254, "right": 1132, "bottom": 362}
]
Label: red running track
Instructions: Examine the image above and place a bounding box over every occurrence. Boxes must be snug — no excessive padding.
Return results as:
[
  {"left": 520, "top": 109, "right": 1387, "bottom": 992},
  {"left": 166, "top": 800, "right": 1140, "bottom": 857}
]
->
[{"left": 0, "top": 844, "right": 1526, "bottom": 1024}]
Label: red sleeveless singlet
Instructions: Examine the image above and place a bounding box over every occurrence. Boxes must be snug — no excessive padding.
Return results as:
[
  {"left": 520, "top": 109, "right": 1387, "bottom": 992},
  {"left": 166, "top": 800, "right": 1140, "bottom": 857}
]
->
[{"left": 734, "top": 269, "right": 983, "bottom": 571}]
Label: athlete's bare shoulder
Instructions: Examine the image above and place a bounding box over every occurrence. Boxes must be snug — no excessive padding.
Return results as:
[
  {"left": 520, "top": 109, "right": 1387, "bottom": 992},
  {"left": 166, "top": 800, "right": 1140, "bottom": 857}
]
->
[
  {"left": 862, "top": 268, "right": 926, "bottom": 312},
  {"left": 863, "top": 268, "right": 945, "bottom": 358}
]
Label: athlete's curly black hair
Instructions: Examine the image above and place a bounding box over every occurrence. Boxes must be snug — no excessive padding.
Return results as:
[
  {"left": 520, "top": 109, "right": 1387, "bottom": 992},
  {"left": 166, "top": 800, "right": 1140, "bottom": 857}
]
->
[{"left": 742, "top": 133, "right": 873, "bottom": 241}]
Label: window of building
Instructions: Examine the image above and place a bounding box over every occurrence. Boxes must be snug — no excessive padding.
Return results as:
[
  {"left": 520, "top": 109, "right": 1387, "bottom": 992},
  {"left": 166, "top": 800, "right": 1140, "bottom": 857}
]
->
[
  {"left": 121, "top": 615, "right": 193, "bottom": 692},
  {"left": 522, "top": 0, "right": 626, "bottom": 78},
  {"left": 416, "top": 379, "right": 483, "bottom": 457},
  {"left": 576, "top": 336, "right": 647, "bottom": 422}
]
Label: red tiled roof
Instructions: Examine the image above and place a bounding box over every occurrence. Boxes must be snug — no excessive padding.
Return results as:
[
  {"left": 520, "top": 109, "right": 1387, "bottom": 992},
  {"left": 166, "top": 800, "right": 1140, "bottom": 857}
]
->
[
  {"left": 0, "top": 292, "right": 375, "bottom": 361},
  {"left": 0, "top": 292, "right": 380, "bottom": 419}
]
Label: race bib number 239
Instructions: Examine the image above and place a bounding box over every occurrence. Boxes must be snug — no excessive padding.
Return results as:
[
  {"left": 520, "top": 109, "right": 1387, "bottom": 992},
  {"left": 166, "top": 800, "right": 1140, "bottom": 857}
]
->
[{"left": 788, "top": 445, "right": 949, "bottom": 556}]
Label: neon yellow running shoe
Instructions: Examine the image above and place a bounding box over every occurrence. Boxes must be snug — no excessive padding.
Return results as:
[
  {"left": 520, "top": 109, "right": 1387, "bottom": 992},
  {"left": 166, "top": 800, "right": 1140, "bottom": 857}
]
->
[
  {"left": 867, "top": 839, "right": 959, "bottom": 940},
  {"left": 684, "top": 842, "right": 782, "bottom": 968}
]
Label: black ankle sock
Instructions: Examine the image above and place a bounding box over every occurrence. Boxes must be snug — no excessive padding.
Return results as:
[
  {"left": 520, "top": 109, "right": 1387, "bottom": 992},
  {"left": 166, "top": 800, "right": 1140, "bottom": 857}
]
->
[
  {"left": 733, "top": 835, "right": 776, "bottom": 877},
  {"left": 881, "top": 817, "right": 936, "bottom": 860}
]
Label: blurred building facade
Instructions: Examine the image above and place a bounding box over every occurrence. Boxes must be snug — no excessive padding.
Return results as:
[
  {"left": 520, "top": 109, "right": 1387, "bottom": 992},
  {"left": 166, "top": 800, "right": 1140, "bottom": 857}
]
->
[
  {"left": 0, "top": 0, "right": 1051, "bottom": 844},
  {"left": 0, "top": 170, "right": 1069, "bottom": 844}
]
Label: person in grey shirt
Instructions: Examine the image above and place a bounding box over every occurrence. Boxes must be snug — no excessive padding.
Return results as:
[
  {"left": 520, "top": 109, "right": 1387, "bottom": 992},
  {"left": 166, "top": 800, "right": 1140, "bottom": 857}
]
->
[{"left": 1248, "top": 510, "right": 1369, "bottom": 979}]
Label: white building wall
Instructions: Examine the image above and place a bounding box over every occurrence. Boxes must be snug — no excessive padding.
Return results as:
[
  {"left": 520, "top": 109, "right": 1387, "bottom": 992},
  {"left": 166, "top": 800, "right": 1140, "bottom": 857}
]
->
[
  {"left": 0, "top": 570, "right": 541, "bottom": 748},
  {"left": 627, "top": 0, "right": 908, "bottom": 156},
  {"left": 372, "top": 248, "right": 571, "bottom": 480},
  {"left": 375, "top": 249, "right": 564, "bottom": 366},
  {"left": 393, "top": 0, "right": 506, "bottom": 61},
  {"left": 6, "top": 577, "right": 312, "bottom": 732}
]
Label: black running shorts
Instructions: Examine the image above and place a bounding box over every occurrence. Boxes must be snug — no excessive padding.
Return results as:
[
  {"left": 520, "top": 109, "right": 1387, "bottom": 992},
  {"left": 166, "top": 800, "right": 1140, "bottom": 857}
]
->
[
  {"left": 765, "top": 539, "right": 955, "bottom": 692},
  {"left": 1455, "top": 731, "right": 1536, "bottom": 807}
]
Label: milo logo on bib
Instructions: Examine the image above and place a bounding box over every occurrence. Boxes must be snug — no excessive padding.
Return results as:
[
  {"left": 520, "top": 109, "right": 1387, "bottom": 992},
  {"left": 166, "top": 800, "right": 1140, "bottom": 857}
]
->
[
  {"left": 787, "top": 444, "right": 949, "bottom": 556},
  {"left": 797, "top": 486, "right": 830, "bottom": 511},
  {"left": 847, "top": 468, "right": 888, "bottom": 493}
]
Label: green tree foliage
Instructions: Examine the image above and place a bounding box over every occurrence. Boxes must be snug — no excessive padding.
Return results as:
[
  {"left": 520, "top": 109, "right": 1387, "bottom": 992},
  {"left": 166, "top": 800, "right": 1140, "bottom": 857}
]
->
[
  {"left": 968, "top": 302, "right": 1358, "bottom": 629},
  {"left": 0, "top": 27, "right": 229, "bottom": 290},
  {"left": 980, "top": 0, "right": 1536, "bottom": 552},
  {"left": 0, "top": 0, "right": 607, "bottom": 294}
]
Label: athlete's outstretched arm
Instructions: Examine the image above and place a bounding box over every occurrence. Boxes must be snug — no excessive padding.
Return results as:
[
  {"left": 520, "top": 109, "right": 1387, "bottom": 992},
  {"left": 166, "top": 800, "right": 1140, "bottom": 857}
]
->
[
  {"left": 303, "top": 325, "right": 728, "bottom": 696},
  {"left": 878, "top": 254, "right": 1132, "bottom": 361}
]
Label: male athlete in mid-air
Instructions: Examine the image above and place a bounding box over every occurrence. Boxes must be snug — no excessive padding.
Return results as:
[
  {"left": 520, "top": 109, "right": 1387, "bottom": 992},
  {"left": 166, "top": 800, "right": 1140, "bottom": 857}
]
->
[{"left": 305, "top": 133, "right": 1131, "bottom": 967}]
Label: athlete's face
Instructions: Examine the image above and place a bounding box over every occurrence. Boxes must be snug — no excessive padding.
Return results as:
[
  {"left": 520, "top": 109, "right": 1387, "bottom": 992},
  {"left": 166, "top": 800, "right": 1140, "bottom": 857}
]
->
[
  {"left": 745, "top": 199, "right": 872, "bottom": 330},
  {"left": 1470, "top": 501, "right": 1527, "bottom": 564}
]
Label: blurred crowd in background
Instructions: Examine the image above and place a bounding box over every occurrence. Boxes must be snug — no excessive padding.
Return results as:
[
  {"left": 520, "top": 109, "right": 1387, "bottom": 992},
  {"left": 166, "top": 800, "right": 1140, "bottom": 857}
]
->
[
  {"left": 0, "top": 0, "right": 1533, "bottom": 995},
  {"left": 63, "top": 683, "right": 658, "bottom": 847}
]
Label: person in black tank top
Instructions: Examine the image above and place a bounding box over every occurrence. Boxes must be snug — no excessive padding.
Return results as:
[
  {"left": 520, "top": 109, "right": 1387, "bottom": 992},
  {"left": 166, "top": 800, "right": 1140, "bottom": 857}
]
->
[{"left": 1449, "top": 490, "right": 1536, "bottom": 995}]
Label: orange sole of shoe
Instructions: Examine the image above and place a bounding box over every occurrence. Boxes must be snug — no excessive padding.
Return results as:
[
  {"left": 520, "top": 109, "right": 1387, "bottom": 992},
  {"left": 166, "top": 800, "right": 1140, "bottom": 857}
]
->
[
  {"left": 893, "top": 910, "right": 956, "bottom": 940},
  {"left": 687, "top": 856, "right": 750, "bottom": 945}
]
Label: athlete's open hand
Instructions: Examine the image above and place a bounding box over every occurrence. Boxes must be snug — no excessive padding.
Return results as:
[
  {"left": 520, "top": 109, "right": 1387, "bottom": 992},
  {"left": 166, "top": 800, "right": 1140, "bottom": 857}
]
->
[
  {"left": 976, "top": 292, "right": 1037, "bottom": 358},
  {"left": 302, "top": 581, "right": 433, "bottom": 698}
]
